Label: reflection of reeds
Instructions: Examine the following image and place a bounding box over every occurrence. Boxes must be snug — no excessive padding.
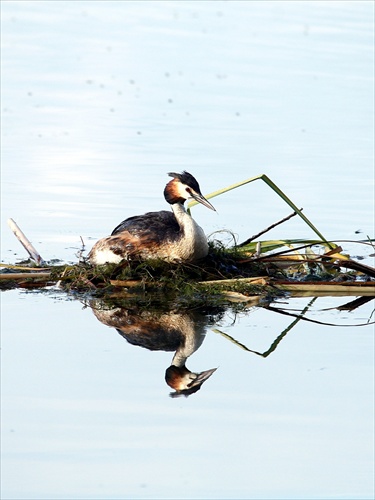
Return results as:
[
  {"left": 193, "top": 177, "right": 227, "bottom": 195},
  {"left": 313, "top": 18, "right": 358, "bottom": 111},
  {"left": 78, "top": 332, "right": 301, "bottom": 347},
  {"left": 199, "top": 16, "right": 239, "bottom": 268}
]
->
[
  {"left": 213, "top": 295, "right": 375, "bottom": 357},
  {"left": 213, "top": 297, "right": 317, "bottom": 357}
]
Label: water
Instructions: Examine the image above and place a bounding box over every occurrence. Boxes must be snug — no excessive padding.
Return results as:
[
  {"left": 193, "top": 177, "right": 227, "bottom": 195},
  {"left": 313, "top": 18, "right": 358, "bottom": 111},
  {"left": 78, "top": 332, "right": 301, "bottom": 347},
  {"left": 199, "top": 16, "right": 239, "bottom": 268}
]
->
[
  {"left": 1, "top": 1, "right": 374, "bottom": 499},
  {"left": 1, "top": 290, "right": 374, "bottom": 499}
]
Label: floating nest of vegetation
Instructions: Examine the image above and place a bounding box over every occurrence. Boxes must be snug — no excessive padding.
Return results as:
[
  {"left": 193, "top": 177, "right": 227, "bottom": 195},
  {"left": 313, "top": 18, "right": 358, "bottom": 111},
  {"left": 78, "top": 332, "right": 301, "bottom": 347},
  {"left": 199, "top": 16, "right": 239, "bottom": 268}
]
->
[
  {"left": 2, "top": 173, "right": 375, "bottom": 306},
  {"left": 1, "top": 238, "right": 375, "bottom": 309}
]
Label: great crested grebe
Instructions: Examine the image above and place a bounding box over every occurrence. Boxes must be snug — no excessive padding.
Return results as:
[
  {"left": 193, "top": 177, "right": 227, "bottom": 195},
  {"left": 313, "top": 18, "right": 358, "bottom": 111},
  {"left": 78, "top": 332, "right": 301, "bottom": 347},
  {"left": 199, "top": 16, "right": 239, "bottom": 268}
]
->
[{"left": 88, "top": 171, "right": 215, "bottom": 265}]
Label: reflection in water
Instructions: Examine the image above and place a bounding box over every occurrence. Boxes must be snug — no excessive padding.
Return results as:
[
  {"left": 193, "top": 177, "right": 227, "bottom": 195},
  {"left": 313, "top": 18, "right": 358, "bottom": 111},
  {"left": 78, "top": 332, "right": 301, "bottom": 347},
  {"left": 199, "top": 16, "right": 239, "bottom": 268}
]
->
[
  {"left": 90, "top": 300, "right": 220, "bottom": 397},
  {"left": 88, "top": 295, "right": 374, "bottom": 396},
  {"left": 214, "top": 296, "right": 375, "bottom": 357}
]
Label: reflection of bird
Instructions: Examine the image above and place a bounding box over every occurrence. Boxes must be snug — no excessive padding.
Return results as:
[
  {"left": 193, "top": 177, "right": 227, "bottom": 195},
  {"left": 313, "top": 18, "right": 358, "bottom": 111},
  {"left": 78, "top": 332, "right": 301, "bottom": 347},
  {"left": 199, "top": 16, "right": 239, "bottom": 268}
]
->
[
  {"left": 91, "top": 302, "right": 218, "bottom": 397},
  {"left": 89, "top": 171, "right": 215, "bottom": 265},
  {"left": 165, "top": 365, "right": 217, "bottom": 398}
]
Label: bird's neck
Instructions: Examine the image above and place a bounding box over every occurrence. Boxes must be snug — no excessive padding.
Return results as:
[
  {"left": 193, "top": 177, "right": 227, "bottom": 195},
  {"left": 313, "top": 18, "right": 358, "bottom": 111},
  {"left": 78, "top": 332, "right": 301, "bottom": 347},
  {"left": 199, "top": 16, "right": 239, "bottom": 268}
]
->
[
  {"left": 171, "top": 202, "right": 200, "bottom": 234},
  {"left": 171, "top": 201, "right": 189, "bottom": 222},
  {"left": 170, "top": 202, "right": 208, "bottom": 260}
]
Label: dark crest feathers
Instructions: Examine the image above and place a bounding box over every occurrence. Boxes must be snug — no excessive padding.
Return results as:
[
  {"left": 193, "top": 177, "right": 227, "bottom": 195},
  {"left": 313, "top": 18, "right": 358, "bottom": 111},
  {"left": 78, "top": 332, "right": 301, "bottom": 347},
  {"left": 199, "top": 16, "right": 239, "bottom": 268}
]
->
[{"left": 167, "top": 171, "right": 201, "bottom": 193}]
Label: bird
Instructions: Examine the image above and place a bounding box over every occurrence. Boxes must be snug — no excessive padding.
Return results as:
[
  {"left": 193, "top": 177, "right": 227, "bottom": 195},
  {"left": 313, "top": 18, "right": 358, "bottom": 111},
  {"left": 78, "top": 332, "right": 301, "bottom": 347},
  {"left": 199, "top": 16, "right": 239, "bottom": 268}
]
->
[{"left": 88, "top": 171, "right": 215, "bottom": 265}]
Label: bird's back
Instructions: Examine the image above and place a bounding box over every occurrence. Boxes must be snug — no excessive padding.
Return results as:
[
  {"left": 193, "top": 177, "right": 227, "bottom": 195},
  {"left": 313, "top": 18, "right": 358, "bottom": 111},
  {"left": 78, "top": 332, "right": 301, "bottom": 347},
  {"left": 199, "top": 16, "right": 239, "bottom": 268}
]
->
[{"left": 111, "top": 210, "right": 181, "bottom": 244}]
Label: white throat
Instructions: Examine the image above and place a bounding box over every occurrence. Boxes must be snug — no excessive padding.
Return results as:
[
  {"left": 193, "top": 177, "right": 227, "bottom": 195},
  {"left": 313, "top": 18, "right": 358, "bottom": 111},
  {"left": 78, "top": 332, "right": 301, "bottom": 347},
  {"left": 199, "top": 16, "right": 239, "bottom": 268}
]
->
[{"left": 170, "top": 203, "right": 208, "bottom": 261}]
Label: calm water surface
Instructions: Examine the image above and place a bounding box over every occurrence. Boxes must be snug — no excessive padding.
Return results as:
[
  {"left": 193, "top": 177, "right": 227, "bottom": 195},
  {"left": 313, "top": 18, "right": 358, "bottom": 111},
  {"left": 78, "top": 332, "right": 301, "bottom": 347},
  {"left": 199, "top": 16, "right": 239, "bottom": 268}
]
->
[{"left": 1, "top": 1, "right": 374, "bottom": 499}]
